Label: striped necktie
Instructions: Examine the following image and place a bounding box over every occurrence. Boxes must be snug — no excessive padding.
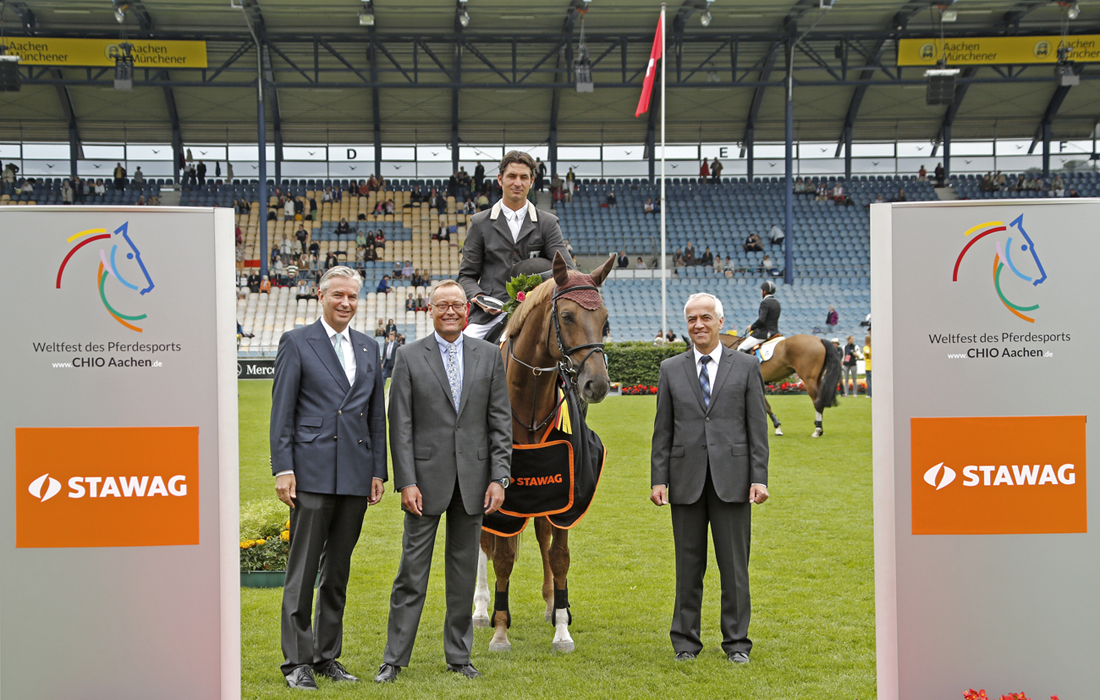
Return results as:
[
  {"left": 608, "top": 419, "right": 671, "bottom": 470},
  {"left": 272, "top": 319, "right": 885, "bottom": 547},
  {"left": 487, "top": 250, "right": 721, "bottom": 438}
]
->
[
  {"left": 699, "top": 355, "right": 711, "bottom": 409},
  {"left": 445, "top": 341, "right": 461, "bottom": 412}
]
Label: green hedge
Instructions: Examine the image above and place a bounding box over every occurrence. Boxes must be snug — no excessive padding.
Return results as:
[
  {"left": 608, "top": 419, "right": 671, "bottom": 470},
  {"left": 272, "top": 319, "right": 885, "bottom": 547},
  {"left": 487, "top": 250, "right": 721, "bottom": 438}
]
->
[{"left": 604, "top": 341, "right": 688, "bottom": 386}]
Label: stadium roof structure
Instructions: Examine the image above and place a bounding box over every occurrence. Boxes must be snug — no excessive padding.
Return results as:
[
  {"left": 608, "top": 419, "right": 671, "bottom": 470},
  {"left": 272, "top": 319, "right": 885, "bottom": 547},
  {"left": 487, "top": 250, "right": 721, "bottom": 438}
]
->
[{"left": 0, "top": 0, "right": 1098, "bottom": 153}]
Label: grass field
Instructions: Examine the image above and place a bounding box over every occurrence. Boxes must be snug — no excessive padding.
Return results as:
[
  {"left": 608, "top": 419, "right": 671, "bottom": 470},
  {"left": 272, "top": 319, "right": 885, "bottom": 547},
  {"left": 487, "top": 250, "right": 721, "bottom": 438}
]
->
[{"left": 239, "top": 381, "right": 875, "bottom": 699}]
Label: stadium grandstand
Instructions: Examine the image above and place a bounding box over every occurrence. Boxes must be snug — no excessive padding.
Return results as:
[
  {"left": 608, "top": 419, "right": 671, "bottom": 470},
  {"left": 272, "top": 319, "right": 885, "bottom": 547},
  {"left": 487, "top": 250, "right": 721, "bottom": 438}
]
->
[{"left": 1, "top": 0, "right": 1098, "bottom": 352}]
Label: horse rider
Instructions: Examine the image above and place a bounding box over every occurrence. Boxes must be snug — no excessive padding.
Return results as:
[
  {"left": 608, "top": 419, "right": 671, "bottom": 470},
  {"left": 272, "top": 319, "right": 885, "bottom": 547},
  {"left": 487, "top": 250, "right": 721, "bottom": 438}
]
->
[
  {"left": 458, "top": 150, "right": 573, "bottom": 343},
  {"left": 739, "top": 280, "right": 781, "bottom": 353}
]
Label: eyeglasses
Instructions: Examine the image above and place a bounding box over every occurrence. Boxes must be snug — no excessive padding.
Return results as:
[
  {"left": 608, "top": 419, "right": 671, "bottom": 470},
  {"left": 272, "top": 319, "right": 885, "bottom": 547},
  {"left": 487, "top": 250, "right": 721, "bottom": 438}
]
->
[{"left": 432, "top": 302, "right": 467, "bottom": 312}]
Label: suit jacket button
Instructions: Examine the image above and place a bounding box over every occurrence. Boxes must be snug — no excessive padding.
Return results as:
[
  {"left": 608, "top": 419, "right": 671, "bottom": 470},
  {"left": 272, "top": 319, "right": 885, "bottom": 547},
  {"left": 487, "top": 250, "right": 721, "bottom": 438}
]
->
[
  {"left": 333, "top": 436, "right": 338, "bottom": 440},
  {"left": 338, "top": 410, "right": 342, "bottom": 415},
  {"left": 705, "top": 417, "right": 710, "bottom": 422},
  {"left": 358, "top": 439, "right": 363, "bottom": 443}
]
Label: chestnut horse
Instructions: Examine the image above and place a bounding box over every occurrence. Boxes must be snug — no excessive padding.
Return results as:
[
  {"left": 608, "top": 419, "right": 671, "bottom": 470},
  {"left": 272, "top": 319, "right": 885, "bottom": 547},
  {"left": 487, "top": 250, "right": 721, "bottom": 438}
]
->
[
  {"left": 473, "top": 252, "right": 614, "bottom": 653},
  {"left": 721, "top": 334, "right": 841, "bottom": 437}
]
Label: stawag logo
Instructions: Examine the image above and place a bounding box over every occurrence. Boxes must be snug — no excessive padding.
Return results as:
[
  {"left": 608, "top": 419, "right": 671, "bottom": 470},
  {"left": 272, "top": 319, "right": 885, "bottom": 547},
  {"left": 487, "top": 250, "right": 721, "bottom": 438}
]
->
[
  {"left": 28, "top": 473, "right": 62, "bottom": 502},
  {"left": 952, "top": 215, "right": 1047, "bottom": 323},
  {"left": 15, "top": 426, "right": 198, "bottom": 548},
  {"left": 55, "top": 221, "right": 155, "bottom": 333},
  {"left": 911, "top": 415, "right": 1086, "bottom": 535},
  {"left": 923, "top": 461, "right": 1076, "bottom": 490}
]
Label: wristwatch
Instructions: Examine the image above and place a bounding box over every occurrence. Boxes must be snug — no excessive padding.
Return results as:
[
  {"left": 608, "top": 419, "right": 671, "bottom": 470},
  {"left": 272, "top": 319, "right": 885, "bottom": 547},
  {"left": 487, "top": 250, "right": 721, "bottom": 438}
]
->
[{"left": 495, "top": 477, "right": 510, "bottom": 489}]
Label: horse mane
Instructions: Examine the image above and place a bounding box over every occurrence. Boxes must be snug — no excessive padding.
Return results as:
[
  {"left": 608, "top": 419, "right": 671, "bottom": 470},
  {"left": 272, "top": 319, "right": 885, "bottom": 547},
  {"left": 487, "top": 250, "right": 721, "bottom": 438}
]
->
[{"left": 505, "top": 271, "right": 579, "bottom": 338}]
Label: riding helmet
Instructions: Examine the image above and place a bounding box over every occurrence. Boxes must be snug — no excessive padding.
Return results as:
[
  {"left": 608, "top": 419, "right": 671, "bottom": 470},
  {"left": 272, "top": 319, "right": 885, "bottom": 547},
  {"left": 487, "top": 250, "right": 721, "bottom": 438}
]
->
[{"left": 761, "top": 280, "right": 776, "bottom": 295}]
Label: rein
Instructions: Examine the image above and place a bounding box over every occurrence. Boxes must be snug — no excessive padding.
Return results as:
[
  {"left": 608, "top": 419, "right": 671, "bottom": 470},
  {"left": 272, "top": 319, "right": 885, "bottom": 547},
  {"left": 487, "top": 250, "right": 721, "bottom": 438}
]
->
[{"left": 506, "top": 283, "right": 605, "bottom": 438}]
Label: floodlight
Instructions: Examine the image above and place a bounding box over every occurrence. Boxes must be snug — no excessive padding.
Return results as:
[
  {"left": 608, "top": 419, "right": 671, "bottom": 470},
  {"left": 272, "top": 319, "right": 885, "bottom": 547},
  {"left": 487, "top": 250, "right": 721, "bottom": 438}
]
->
[
  {"left": 941, "top": 8, "right": 958, "bottom": 21},
  {"left": 458, "top": 9, "right": 470, "bottom": 27},
  {"left": 1067, "top": 3, "right": 1080, "bottom": 20},
  {"left": 358, "top": 6, "right": 375, "bottom": 26},
  {"left": 925, "top": 67, "right": 959, "bottom": 106},
  {"left": 114, "top": 42, "right": 133, "bottom": 90},
  {"left": 700, "top": 10, "right": 712, "bottom": 26},
  {"left": 0, "top": 55, "right": 21, "bottom": 93}
]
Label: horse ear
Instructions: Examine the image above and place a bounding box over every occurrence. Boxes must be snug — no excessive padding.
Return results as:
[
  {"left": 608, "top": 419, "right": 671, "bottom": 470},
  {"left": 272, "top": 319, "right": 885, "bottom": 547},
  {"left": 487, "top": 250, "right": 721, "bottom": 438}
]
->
[
  {"left": 590, "top": 253, "right": 615, "bottom": 287},
  {"left": 552, "top": 251, "right": 570, "bottom": 287}
]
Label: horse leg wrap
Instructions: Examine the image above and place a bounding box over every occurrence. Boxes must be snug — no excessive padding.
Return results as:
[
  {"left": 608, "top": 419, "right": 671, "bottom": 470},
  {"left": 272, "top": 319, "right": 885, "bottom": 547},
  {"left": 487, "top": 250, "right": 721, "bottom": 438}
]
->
[
  {"left": 553, "top": 587, "right": 572, "bottom": 626},
  {"left": 493, "top": 589, "right": 512, "bottom": 629}
]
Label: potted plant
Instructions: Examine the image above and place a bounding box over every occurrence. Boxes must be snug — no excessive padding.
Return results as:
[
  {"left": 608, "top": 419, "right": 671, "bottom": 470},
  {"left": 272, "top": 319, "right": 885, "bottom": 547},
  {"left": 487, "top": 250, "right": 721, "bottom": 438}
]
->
[{"left": 240, "top": 499, "right": 291, "bottom": 588}]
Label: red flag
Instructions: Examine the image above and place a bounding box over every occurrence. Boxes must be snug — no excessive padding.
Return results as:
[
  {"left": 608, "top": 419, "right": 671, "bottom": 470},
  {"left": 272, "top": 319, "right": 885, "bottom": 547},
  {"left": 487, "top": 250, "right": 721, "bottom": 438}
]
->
[{"left": 635, "top": 15, "right": 663, "bottom": 118}]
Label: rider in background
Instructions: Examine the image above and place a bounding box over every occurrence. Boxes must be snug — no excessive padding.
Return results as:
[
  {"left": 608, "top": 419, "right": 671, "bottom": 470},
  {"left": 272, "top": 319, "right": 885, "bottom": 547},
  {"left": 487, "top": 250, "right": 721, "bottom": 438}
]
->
[{"left": 739, "top": 280, "right": 781, "bottom": 353}]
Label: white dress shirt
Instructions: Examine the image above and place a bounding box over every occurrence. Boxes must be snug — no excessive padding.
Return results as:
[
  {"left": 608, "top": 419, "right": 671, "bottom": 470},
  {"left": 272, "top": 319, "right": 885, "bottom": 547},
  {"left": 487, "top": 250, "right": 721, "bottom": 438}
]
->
[
  {"left": 500, "top": 201, "right": 528, "bottom": 242},
  {"left": 320, "top": 317, "right": 356, "bottom": 386},
  {"left": 692, "top": 344, "right": 722, "bottom": 389}
]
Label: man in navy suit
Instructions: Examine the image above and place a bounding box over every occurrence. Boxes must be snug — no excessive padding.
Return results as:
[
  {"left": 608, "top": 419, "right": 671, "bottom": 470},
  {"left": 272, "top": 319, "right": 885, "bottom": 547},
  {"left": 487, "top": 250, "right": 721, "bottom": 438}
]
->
[{"left": 270, "top": 265, "right": 387, "bottom": 690}]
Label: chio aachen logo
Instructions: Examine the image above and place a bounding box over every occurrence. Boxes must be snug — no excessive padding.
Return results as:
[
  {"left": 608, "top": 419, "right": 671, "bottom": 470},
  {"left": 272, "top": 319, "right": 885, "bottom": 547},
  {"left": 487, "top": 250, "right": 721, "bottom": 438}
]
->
[
  {"left": 923, "top": 461, "right": 1075, "bottom": 489},
  {"left": 28, "top": 473, "right": 62, "bottom": 502},
  {"left": 952, "top": 215, "right": 1047, "bottom": 324},
  {"left": 55, "top": 222, "right": 155, "bottom": 333}
]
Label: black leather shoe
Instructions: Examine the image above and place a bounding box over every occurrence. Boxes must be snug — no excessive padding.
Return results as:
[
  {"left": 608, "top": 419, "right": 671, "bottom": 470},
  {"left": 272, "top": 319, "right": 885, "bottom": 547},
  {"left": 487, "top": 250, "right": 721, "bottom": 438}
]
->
[
  {"left": 374, "top": 663, "right": 401, "bottom": 683},
  {"left": 316, "top": 659, "right": 359, "bottom": 682},
  {"left": 675, "top": 651, "right": 697, "bottom": 661},
  {"left": 285, "top": 665, "right": 318, "bottom": 690},
  {"left": 728, "top": 651, "right": 750, "bottom": 664},
  {"left": 446, "top": 663, "right": 481, "bottom": 679}
]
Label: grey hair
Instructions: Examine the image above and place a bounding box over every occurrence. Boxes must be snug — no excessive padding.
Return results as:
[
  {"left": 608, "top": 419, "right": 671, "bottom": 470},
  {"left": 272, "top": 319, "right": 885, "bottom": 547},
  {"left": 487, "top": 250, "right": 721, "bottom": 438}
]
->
[
  {"left": 683, "top": 292, "right": 724, "bottom": 320},
  {"left": 430, "top": 279, "right": 468, "bottom": 304},
  {"left": 319, "top": 266, "right": 362, "bottom": 294}
]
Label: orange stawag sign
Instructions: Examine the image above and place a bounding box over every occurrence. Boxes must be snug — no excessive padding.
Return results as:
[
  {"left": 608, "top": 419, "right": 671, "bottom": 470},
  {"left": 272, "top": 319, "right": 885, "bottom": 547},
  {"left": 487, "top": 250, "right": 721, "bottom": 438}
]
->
[
  {"left": 15, "top": 427, "right": 199, "bottom": 548},
  {"left": 911, "top": 416, "right": 1086, "bottom": 535}
]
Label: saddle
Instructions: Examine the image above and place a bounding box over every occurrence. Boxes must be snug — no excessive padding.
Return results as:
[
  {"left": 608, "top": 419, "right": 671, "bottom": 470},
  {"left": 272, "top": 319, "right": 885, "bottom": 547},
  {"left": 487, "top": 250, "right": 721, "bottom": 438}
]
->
[{"left": 741, "top": 334, "right": 784, "bottom": 362}]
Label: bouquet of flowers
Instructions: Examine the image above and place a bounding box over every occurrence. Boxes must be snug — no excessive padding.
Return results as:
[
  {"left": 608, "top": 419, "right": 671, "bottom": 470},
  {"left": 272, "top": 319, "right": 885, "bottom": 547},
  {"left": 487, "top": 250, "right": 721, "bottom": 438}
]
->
[{"left": 502, "top": 273, "right": 545, "bottom": 318}]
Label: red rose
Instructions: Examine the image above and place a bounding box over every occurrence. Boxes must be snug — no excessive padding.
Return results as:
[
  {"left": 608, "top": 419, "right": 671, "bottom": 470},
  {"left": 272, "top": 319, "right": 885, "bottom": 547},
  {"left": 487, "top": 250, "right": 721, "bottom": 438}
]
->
[{"left": 516, "top": 291, "right": 526, "bottom": 302}]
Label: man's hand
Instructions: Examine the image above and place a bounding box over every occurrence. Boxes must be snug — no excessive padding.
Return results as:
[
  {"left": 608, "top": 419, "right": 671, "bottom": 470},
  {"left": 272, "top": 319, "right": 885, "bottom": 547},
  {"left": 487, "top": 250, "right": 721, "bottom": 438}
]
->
[
  {"left": 276, "top": 473, "right": 297, "bottom": 508},
  {"left": 473, "top": 296, "right": 503, "bottom": 314},
  {"left": 401, "top": 485, "right": 423, "bottom": 516},
  {"left": 484, "top": 482, "right": 505, "bottom": 514},
  {"left": 650, "top": 484, "right": 669, "bottom": 506},
  {"left": 750, "top": 483, "right": 769, "bottom": 504},
  {"left": 369, "top": 477, "right": 384, "bottom": 505}
]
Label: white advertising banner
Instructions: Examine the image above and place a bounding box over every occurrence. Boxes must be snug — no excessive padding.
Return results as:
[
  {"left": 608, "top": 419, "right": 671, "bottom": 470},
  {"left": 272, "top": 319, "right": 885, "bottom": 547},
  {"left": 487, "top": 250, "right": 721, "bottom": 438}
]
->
[
  {"left": 871, "top": 200, "right": 1097, "bottom": 700},
  {"left": 0, "top": 207, "right": 240, "bottom": 699}
]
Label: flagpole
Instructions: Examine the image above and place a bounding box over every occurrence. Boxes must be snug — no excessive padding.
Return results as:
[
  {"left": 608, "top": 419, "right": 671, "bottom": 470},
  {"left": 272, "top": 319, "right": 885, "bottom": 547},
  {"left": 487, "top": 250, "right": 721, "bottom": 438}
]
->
[{"left": 659, "top": 3, "right": 667, "bottom": 338}]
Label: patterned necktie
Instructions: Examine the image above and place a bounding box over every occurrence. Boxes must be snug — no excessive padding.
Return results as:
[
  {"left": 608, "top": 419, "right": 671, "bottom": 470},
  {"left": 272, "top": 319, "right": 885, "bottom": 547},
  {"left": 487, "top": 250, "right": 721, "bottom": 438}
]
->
[
  {"left": 332, "top": 332, "right": 346, "bottom": 371},
  {"left": 699, "top": 355, "right": 712, "bottom": 409},
  {"left": 446, "top": 342, "right": 461, "bottom": 412}
]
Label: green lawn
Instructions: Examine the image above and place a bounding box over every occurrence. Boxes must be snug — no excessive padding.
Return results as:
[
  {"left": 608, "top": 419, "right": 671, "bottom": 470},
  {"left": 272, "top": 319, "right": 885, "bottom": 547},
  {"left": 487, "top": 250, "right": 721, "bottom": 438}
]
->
[{"left": 239, "top": 381, "right": 875, "bottom": 698}]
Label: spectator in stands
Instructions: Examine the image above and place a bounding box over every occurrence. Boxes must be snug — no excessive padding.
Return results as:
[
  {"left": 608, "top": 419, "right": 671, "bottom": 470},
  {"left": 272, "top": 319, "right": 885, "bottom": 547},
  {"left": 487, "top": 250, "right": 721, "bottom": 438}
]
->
[
  {"left": 892, "top": 188, "right": 907, "bottom": 202},
  {"left": 273, "top": 258, "right": 287, "bottom": 285},
  {"left": 292, "top": 224, "right": 307, "bottom": 255},
  {"left": 296, "top": 279, "right": 315, "bottom": 301},
  {"left": 684, "top": 241, "right": 697, "bottom": 264},
  {"left": 135, "top": 194, "right": 145, "bottom": 206},
  {"left": 933, "top": 162, "right": 945, "bottom": 187},
  {"left": 769, "top": 224, "right": 786, "bottom": 246},
  {"left": 665, "top": 328, "right": 677, "bottom": 343},
  {"left": 247, "top": 271, "right": 261, "bottom": 293},
  {"left": 700, "top": 246, "right": 714, "bottom": 268},
  {"left": 113, "top": 162, "right": 126, "bottom": 190},
  {"left": 385, "top": 318, "right": 398, "bottom": 336},
  {"left": 654, "top": 330, "right": 667, "bottom": 345},
  {"left": 197, "top": 161, "right": 207, "bottom": 186},
  {"left": 551, "top": 173, "right": 564, "bottom": 202},
  {"left": 918, "top": 165, "right": 927, "bottom": 181},
  {"left": 335, "top": 218, "right": 352, "bottom": 238},
  {"left": 374, "top": 319, "right": 386, "bottom": 337},
  {"left": 1069, "top": 188, "right": 1081, "bottom": 198},
  {"left": 1051, "top": 174, "right": 1065, "bottom": 196},
  {"left": 326, "top": 252, "right": 340, "bottom": 270},
  {"left": 644, "top": 198, "right": 656, "bottom": 215},
  {"left": 322, "top": 187, "right": 332, "bottom": 202},
  {"left": 308, "top": 239, "right": 321, "bottom": 258},
  {"left": 841, "top": 335, "right": 861, "bottom": 397},
  {"left": 815, "top": 181, "right": 829, "bottom": 201},
  {"left": 380, "top": 331, "right": 398, "bottom": 381},
  {"left": 133, "top": 167, "right": 145, "bottom": 186},
  {"left": 534, "top": 158, "right": 547, "bottom": 192},
  {"left": 979, "top": 172, "right": 994, "bottom": 192},
  {"left": 633, "top": 257, "right": 646, "bottom": 270},
  {"left": 377, "top": 275, "right": 391, "bottom": 294},
  {"left": 294, "top": 197, "right": 305, "bottom": 219},
  {"left": 862, "top": 334, "right": 872, "bottom": 398},
  {"left": 416, "top": 293, "right": 426, "bottom": 311},
  {"left": 2, "top": 163, "right": 16, "bottom": 187},
  {"left": 226, "top": 162, "right": 234, "bottom": 184},
  {"left": 743, "top": 233, "right": 763, "bottom": 253},
  {"left": 280, "top": 234, "right": 293, "bottom": 263},
  {"left": 402, "top": 260, "right": 413, "bottom": 279},
  {"left": 710, "top": 157, "right": 723, "bottom": 183},
  {"left": 353, "top": 245, "right": 366, "bottom": 269},
  {"left": 474, "top": 162, "right": 485, "bottom": 191},
  {"left": 283, "top": 197, "right": 294, "bottom": 220},
  {"left": 405, "top": 293, "right": 416, "bottom": 313},
  {"left": 825, "top": 305, "right": 838, "bottom": 335},
  {"left": 391, "top": 258, "right": 403, "bottom": 279},
  {"left": 724, "top": 257, "right": 734, "bottom": 278},
  {"left": 762, "top": 254, "right": 773, "bottom": 274},
  {"left": 375, "top": 229, "right": 386, "bottom": 248},
  {"left": 996, "top": 172, "right": 1007, "bottom": 190},
  {"left": 73, "top": 177, "right": 86, "bottom": 202},
  {"left": 674, "top": 248, "right": 684, "bottom": 267},
  {"left": 259, "top": 275, "right": 272, "bottom": 294},
  {"left": 606, "top": 190, "right": 617, "bottom": 207},
  {"left": 565, "top": 167, "right": 575, "bottom": 202},
  {"left": 62, "top": 179, "right": 73, "bottom": 205},
  {"left": 355, "top": 228, "right": 367, "bottom": 249},
  {"left": 463, "top": 200, "right": 476, "bottom": 215},
  {"left": 831, "top": 181, "right": 851, "bottom": 206},
  {"left": 477, "top": 191, "right": 489, "bottom": 211},
  {"left": 1010, "top": 174, "right": 1025, "bottom": 192},
  {"left": 713, "top": 253, "right": 724, "bottom": 275},
  {"left": 286, "top": 260, "right": 299, "bottom": 284},
  {"left": 699, "top": 159, "right": 710, "bottom": 184},
  {"left": 617, "top": 250, "right": 630, "bottom": 268},
  {"left": 94, "top": 178, "right": 106, "bottom": 196}
]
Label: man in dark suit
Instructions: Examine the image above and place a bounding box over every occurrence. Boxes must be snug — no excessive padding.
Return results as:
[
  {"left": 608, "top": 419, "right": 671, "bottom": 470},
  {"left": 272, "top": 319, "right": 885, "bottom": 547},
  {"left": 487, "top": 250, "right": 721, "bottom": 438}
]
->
[
  {"left": 651, "top": 292, "right": 769, "bottom": 664},
  {"left": 739, "top": 280, "right": 782, "bottom": 353},
  {"left": 375, "top": 280, "right": 512, "bottom": 683},
  {"left": 270, "top": 265, "right": 387, "bottom": 690},
  {"left": 457, "top": 150, "right": 573, "bottom": 340},
  {"left": 381, "top": 331, "right": 398, "bottom": 381}
]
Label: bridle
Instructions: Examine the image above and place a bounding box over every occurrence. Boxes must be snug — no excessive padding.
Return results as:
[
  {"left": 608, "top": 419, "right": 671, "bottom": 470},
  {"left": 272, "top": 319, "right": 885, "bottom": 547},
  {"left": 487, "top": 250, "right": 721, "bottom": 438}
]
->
[{"left": 506, "top": 283, "right": 606, "bottom": 437}]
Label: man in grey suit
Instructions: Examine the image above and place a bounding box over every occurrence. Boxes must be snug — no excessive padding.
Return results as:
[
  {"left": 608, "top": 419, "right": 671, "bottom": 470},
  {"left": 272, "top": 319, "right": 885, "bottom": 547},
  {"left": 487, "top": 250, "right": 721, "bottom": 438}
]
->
[
  {"left": 270, "top": 266, "right": 387, "bottom": 690},
  {"left": 458, "top": 150, "right": 573, "bottom": 340},
  {"left": 650, "top": 292, "right": 770, "bottom": 664},
  {"left": 375, "top": 280, "right": 512, "bottom": 683}
]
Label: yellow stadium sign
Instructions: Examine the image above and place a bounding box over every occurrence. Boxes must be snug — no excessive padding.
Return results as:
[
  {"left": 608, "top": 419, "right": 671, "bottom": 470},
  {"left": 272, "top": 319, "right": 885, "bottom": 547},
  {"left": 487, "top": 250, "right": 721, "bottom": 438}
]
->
[
  {"left": 2, "top": 38, "right": 207, "bottom": 68},
  {"left": 898, "top": 35, "right": 1100, "bottom": 66}
]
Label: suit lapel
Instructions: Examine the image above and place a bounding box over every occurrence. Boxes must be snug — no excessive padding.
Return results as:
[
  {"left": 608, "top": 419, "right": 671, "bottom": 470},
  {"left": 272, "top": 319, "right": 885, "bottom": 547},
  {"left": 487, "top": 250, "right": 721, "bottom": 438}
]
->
[
  {"left": 680, "top": 350, "right": 707, "bottom": 412},
  {"left": 424, "top": 338, "right": 457, "bottom": 412},
  {"left": 491, "top": 207, "right": 513, "bottom": 243},
  {"left": 708, "top": 347, "right": 736, "bottom": 413},
  {"left": 307, "top": 321, "right": 351, "bottom": 393},
  {"left": 456, "top": 341, "right": 479, "bottom": 418}
]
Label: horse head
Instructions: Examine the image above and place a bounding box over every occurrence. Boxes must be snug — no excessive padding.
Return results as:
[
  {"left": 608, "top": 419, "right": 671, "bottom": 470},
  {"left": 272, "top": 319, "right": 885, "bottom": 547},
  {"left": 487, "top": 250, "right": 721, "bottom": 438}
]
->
[
  {"left": 1001, "top": 214, "right": 1047, "bottom": 287},
  {"left": 550, "top": 251, "right": 614, "bottom": 404},
  {"left": 953, "top": 214, "right": 1047, "bottom": 323}
]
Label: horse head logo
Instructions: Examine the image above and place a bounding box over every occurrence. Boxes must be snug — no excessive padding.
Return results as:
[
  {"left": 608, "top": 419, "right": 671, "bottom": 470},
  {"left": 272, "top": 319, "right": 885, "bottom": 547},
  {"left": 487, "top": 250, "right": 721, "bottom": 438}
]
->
[
  {"left": 55, "top": 222, "right": 155, "bottom": 332},
  {"left": 952, "top": 215, "right": 1047, "bottom": 323}
]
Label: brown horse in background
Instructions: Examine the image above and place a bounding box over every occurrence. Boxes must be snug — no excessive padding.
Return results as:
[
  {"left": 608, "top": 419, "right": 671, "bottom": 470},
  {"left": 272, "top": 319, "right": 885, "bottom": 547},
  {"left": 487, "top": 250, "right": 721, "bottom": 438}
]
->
[
  {"left": 473, "top": 252, "right": 615, "bottom": 653},
  {"left": 721, "top": 334, "right": 841, "bottom": 437}
]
